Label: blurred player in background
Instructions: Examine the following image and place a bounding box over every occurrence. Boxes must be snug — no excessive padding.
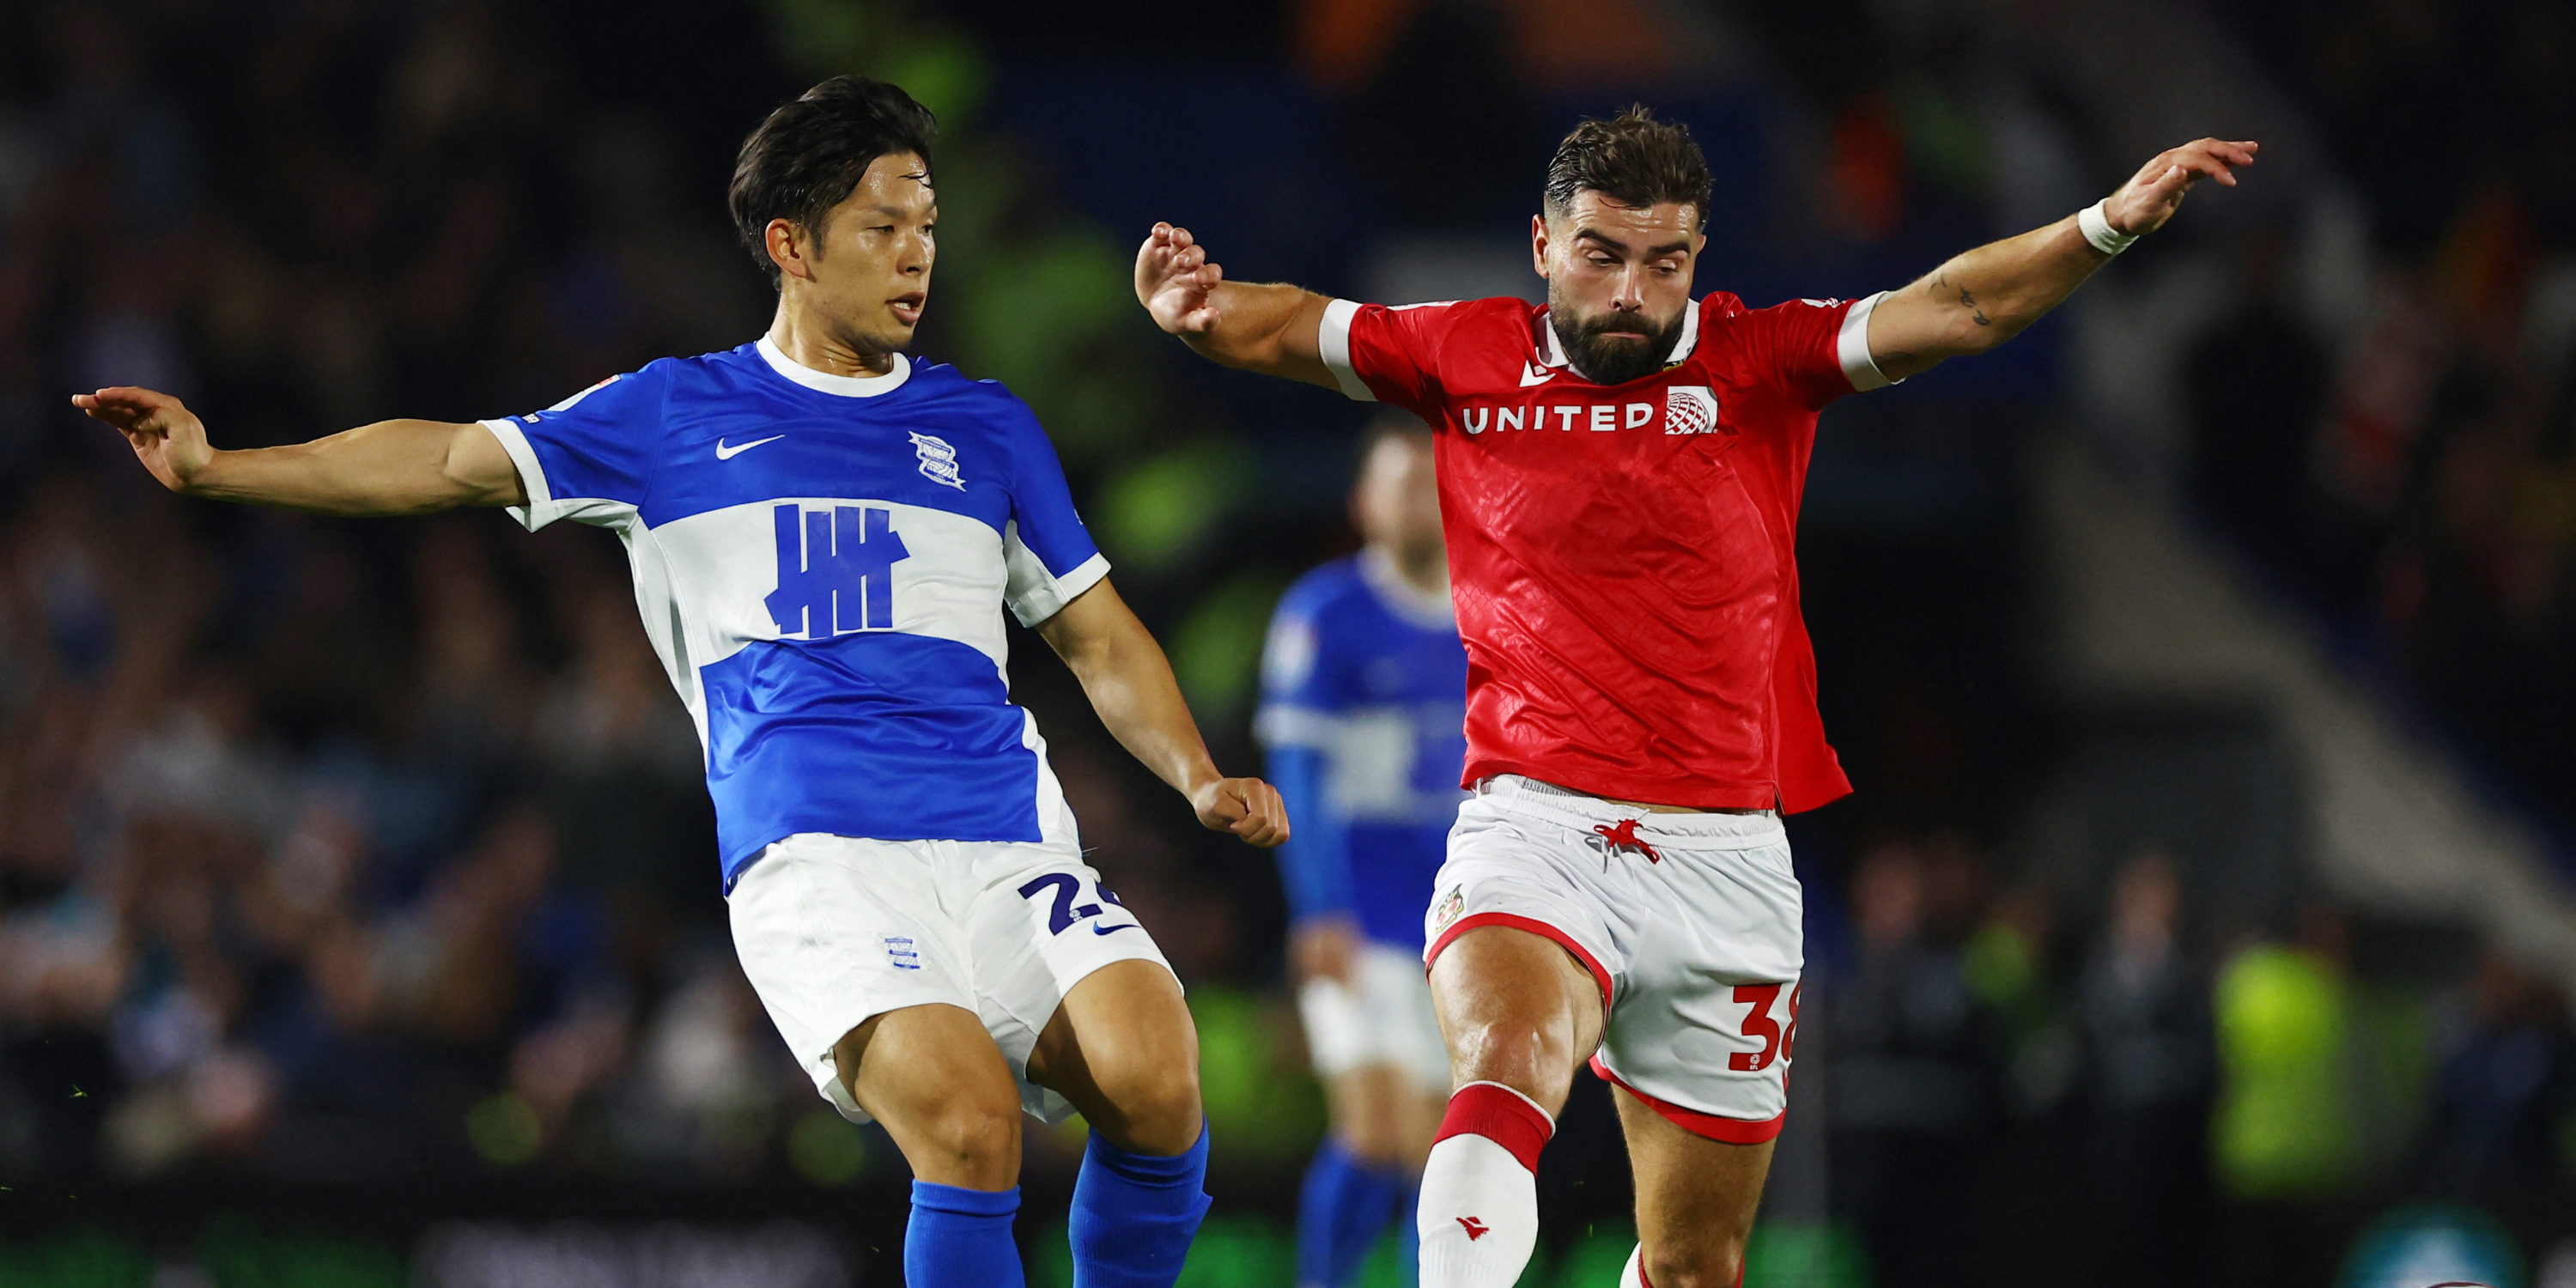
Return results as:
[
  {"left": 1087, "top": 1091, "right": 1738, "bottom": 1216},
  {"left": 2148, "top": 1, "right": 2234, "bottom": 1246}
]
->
[
  {"left": 1139, "top": 107, "right": 2255, "bottom": 1288},
  {"left": 78, "top": 76, "right": 1287, "bottom": 1288},
  {"left": 1258, "top": 420, "right": 1468, "bottom": 1288}
]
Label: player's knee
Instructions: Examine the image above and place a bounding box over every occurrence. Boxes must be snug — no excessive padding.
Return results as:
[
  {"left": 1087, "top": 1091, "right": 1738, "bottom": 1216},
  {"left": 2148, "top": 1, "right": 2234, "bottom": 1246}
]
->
[
  {"left": 1093, "top": 1054, "right": 1203, "bottom": 1155},
  {"left": 1445, "top": 1019, "right": 1564, "bottom": 1101},
  {"left": 1643, "top": 1235, "right": 1745, "bottom": 1288},
  {"left": 914, "top": 1099, "right": 1023, "bottom": 1187}
]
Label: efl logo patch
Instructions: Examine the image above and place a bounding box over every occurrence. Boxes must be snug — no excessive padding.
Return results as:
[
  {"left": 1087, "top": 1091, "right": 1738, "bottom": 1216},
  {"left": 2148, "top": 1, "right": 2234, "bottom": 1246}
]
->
[
  {"left": 1665, "top": 386, "right": 1721, "bottom": 434},
  {"left": 1431, "top": 886, "right": 1465, "bottom": 931},
  {"left": 912, "top": 432, "right": 965, "bottom": 489},
  {"left": 881, "top": 935, "right": 921, "bottom": 970}
]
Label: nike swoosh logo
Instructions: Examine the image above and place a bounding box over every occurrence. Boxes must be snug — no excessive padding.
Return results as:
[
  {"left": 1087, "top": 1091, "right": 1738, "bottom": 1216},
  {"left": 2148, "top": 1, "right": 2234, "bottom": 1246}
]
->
[
  {"left": 1518, "top": 362, "right": 1553, "bottom": 387},
  {"left": 714, "top": 434, "right": 785, "bottom": 460},
  {"left": 1091, "top": 922, "right": 1141, "bottom": 936}
]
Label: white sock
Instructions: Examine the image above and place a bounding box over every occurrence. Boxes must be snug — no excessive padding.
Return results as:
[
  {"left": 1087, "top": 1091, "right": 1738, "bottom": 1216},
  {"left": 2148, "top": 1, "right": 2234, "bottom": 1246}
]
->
[{"left": 1417, "top": 1133, "right": 1540, "bottom": 1287}]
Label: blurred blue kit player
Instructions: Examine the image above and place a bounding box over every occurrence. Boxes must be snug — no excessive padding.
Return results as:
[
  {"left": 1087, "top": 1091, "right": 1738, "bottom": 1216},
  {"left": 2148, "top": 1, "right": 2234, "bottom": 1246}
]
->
[{"left": 1259, "top": 421, "right": 1471, "bottom": 1288}]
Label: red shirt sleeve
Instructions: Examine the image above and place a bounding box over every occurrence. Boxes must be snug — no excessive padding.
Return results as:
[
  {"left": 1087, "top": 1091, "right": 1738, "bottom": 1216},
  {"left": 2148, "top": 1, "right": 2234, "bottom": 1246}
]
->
[
  {"left": 1733, "top": 293, "right": 1899, "bottom": 410},
  {"left": 1318, "top": 298, "right": 1467, "bottom": 420}
]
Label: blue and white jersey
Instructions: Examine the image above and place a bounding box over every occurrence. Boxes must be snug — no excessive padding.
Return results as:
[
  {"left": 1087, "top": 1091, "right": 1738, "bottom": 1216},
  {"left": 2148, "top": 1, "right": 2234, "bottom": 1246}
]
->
[
  {"left": 1255, "top": 548, "right": 1469, "bottom": 951},
  {"left": 482, "top": 337, "right": 1107, "bottom": 888}
]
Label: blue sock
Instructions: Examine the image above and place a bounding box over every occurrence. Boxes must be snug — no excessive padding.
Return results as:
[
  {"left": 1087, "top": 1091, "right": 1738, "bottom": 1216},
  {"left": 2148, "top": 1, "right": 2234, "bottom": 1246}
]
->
[
  {"left": 907, "top": 1181, "right": 1024, "bottom": 1288},
  {"left": 1295, "top": 1139, "right": 1405, "bottom": 1288},
  {"left": 1069, "top": 1123, "right": 1213, "bottom": 1288}
]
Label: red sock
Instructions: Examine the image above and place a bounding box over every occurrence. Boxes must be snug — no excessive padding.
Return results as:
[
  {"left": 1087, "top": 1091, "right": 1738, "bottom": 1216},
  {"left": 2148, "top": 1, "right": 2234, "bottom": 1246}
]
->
[{"left": 1431, "top": 1080, "right": 1553, "bottom": 1170}]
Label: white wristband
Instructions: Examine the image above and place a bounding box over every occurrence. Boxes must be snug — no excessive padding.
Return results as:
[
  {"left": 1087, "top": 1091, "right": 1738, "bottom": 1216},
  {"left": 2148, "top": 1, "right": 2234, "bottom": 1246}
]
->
[{"left": 2078, "top": 199, "right": 2138, "bottom": 255}]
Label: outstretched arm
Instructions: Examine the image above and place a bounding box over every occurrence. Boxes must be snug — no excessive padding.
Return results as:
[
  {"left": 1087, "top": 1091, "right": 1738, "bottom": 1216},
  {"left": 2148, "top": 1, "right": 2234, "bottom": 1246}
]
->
[
  {"left": 1866, "top": 137, "right": 2258, "bottom": 380},
  {"left": 1133, "top": 222, "right": 1340, "bottom": 388},
  {"left": 72, "top": 386, "right": 525, "bottom": 514},
  {"left": 1038, "top": 576, "right": 1289, "bottom": 848}
]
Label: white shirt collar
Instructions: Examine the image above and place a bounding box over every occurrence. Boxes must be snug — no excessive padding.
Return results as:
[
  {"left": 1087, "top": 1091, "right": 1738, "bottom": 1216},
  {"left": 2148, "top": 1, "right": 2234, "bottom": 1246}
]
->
[
  {"left": 1358, "top": 544, "right": 1455, "bottom": 630},
  {"left": 1540, "top": 297, "right": 1701, "bottom": 375},
  {"left": 756, "top": 335, "right": 911, "bottom": 397}
]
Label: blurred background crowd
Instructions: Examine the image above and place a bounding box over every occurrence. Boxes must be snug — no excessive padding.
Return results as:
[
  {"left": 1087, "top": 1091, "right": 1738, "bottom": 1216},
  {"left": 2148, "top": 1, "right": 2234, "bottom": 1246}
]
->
[{"left": 0, "top": 0, "right": 2573, "bottom": 1285}]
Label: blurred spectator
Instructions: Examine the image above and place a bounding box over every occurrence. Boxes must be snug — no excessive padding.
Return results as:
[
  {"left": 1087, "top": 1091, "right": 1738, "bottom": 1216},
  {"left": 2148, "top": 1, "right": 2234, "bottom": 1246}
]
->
[
  {"left": 2184, "top": 228, "right": 2332, "bottom": 574},
  {"left": 2209, "top": 903, "right": 2364, "bottom": 1288},
  {"left": 2410, "top": 949, "right": 2576, "bottom": 1200},
  {"left": 2213, "top": 903, "right": 2360, "bottom": 1200},
  {"left": 2074, "top": 850, "right": 2214, "bottom": 1288},
  {"left": 1827, "top": 841, "right": 2004, "bottom": 1288}
]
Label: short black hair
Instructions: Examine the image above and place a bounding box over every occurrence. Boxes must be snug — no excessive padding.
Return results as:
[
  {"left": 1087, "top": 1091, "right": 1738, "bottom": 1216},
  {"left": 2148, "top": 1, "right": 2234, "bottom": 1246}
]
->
[
  {"left": 728, "top": 76, "right": 938, "bottom": 290},
  {"left": 1542, "top": 105, "right": 1713, "bottom": 231}
]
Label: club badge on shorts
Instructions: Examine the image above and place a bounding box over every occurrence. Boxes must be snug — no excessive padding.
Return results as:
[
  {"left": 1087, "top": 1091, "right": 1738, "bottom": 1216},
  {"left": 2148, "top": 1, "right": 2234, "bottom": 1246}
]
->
[
  {"left": 1432, "top": 886, "right": 1466, "bottom": 932},
  {"left": 880, "top": 934, "right": 922, "bottom": 970}
]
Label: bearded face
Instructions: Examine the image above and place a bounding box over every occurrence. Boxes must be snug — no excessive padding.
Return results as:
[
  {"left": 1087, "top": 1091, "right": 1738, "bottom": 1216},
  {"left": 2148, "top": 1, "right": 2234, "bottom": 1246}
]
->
[{"left": 1546, "top": 288, "right": 1686, "bottom": 387}]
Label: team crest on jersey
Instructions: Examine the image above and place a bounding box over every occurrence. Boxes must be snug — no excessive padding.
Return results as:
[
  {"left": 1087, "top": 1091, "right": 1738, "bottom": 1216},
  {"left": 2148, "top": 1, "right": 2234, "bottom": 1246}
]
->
[
  {"left": 1664, "top": 386, "right": 1721, "bottom": 435},
  {"left": 911, "top": 432, "right": 965, "bottom": 489},
  {"left": 1431, "top": 886, "right": 1465, "bottom": 931}
]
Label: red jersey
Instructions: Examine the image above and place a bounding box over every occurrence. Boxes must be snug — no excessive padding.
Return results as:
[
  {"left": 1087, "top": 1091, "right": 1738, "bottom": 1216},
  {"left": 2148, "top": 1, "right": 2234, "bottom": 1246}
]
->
[{"left": 1318, "top": 289, "right": 1896, "bottom": 812}]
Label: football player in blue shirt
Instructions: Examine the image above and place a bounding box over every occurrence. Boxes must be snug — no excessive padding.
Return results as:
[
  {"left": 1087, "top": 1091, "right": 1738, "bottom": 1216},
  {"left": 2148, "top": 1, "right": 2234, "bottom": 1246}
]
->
[
  {"left": 1258, "top": 421, "right": 1470, "bottom": 1288},
  {"left": 76, "top": 76, "right": 1283, "bottom": 1288}
]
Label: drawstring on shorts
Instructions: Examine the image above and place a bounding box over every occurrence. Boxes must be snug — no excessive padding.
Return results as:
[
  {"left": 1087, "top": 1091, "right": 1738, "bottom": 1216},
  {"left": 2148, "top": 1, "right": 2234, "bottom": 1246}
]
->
[{"left": 1591, "top": 817, "right": 1661, "bottom": 863}]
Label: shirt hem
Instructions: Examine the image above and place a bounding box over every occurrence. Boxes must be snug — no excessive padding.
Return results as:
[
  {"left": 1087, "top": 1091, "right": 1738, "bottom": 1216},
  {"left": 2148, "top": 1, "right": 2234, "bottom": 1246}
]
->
[
  {"left": 1458, "top": 756, "right": 1781, "bottom": 813},
  {"left": 719, "top": 822, "right": 1060, "bottom": 891}
]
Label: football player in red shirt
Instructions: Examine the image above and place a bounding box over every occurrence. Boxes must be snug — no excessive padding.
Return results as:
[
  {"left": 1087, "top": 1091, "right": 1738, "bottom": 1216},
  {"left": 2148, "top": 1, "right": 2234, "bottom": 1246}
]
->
[{"left": 1136, "top": 108, "right": 2255, "bottom": 1288}]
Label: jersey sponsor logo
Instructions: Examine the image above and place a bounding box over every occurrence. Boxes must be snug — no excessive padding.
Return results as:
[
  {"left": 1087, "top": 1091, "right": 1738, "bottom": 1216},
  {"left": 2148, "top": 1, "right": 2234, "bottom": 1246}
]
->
[
  {"left": 766, "top": 503, "right": 911, "bottom": 637},
  {"left": 714, "top": 434, "right": 785, "bottom": 459},
  {"left": 910, "top": 432, "right": 965, "bottom": 489},
  {"left": 1664, "top": 386, "right": 1721, "bottom": 434},
  {"left": 1459, "top": 401, "right": 1658, "bottom": 435}
]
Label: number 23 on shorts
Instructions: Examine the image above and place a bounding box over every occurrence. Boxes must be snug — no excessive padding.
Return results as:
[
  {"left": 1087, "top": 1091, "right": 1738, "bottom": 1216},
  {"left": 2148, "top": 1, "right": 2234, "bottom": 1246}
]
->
[{"left": 1018, "top": 870, "right": 1136, "bottom": 936}]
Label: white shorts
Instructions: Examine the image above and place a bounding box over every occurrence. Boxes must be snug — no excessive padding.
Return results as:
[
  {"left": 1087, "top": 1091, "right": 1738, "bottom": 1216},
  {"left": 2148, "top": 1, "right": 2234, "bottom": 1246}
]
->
[
  {"left": 726, "top": 829, "right": 1175, "bottom": 1126},
  {"left": 1423, "top": 775, "right": 1803, "bottom": 1141},
  {"left": 1297, "top": 939, "right": 1452, "bottom": 1094}
]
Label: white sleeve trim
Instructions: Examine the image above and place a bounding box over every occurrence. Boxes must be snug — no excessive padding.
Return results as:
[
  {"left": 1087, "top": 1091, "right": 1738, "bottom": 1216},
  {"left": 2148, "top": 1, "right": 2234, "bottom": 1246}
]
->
[
  {"left": 1005, "top": 550, "right": 1112, "bottom": 628},
  {"left": 1316, "top": 298, "right": 1376, "bottom": 402},
  {"left": 479, "top": 416, "right": 641, "bottom": 533},
  {"left": 1837, "top": 291, "right": 1901, "bottom": 392},
  {"left": 481, "top": 417, "right": 557, "bottom": 532}
]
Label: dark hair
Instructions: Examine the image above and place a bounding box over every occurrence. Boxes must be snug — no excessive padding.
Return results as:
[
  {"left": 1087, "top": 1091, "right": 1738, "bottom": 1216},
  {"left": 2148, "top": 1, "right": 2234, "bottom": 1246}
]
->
[
  {"left": 1541, "top": 105, "right": 1712, "bottom": 230},
  {"left": 728, "top": 76, "right": 938, "bottom": 290}
]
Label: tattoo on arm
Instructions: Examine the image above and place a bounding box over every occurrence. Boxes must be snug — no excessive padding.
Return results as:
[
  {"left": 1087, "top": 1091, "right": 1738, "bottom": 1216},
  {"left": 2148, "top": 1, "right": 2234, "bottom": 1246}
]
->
[{"left": 1930, "top": 270, "right": 1991, "bottom": 326}]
